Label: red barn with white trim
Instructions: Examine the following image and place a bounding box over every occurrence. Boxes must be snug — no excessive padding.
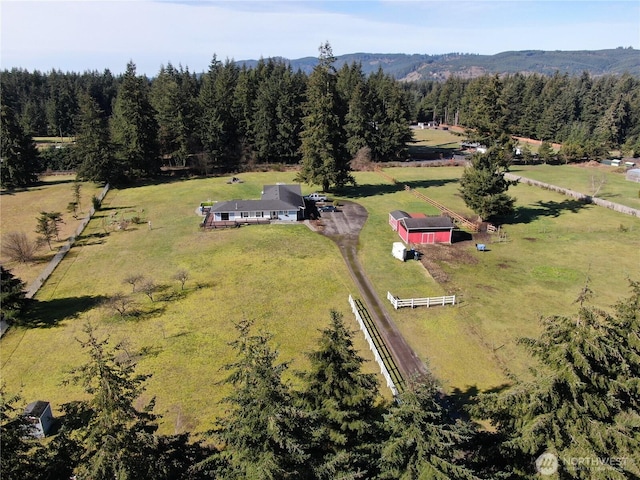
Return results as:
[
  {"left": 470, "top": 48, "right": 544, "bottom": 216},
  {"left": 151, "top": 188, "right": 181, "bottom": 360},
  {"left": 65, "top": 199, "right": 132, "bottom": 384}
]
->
[{"left": 395, "top": 215, "right": 455, "bottom": 244}]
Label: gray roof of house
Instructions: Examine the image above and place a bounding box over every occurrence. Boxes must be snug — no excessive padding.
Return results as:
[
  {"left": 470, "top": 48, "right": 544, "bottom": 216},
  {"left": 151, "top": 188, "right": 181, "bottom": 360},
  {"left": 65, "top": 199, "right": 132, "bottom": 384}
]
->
[
  {"left": 210, "top": 184, "right": 305, "bottom": 213},
  {"left": 400, "top": 216, "right": 455, "bottom": 230},
  {"left": 262, "top": 184, "right": 305, "bottom": 208},
  {"left": 389, "top": 210, "right": 410, "bottom": 220}
]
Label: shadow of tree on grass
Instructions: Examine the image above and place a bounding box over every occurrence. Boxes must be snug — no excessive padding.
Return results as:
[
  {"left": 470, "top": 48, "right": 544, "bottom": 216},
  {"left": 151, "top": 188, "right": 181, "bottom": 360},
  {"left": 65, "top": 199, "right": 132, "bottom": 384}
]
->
[
  {"left": 511, "top": 199, "right": 591, "bottom": 225},
  {"left": 25, "top": 295, "right": 107, "bottom": 328},
  {"left": 337, "top": 178, "right": 459, "bottom": 199}
]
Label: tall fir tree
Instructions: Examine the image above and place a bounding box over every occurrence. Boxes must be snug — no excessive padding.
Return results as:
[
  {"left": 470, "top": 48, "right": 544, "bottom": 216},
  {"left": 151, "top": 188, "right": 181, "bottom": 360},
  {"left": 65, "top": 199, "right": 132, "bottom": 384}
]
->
[
  {"left": 212, "top": 319, "right": 311, "bottom": 479},
  {"left": 378, "top": 378, "right": 479, "bottom": 480},
  {"left": 471, "top": 282, "right": 640, "bottom": 479},
  {"left": 0, "top": 266, "right": 30, "bottom": 324},
  {"left": 459, "top": 151, "right": 516, "bottom": 222},
  {"left": 198, "top": 57, "right": 240, "bottom": 173},
  {"left": 297, "top": 310, "right": 381, "bottom": 479},
  {"left": 0, "top": 388, "right": 46, "bottom": 480},
  {"left": 75, "top": 91, "right": 118, "bottom": 182},
  {"left": 110, "top": 62, "right": 160, "bottom": 179},
  {"left": 296, "top": 42, "right": 354, "bottom": 192},
  {"left": 64, "top": 324, "right": 162, "bottom": 480},
  {"left": 0, "top": 104, "right": 40, "bottom": 188}
]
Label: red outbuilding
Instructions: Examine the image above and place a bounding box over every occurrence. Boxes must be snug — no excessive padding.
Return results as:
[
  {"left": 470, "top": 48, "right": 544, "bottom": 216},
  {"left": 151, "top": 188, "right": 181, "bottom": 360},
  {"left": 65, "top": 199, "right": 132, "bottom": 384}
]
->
[{"left": 393, "top": 213, "right": 455, "bottom": 244}]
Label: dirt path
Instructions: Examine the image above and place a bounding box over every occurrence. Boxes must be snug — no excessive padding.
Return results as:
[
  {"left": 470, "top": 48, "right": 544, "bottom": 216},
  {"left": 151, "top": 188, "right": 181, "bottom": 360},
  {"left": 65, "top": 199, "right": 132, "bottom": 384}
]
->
[{"left": 311, "top": 201, "right": 429, "bottom": 380}]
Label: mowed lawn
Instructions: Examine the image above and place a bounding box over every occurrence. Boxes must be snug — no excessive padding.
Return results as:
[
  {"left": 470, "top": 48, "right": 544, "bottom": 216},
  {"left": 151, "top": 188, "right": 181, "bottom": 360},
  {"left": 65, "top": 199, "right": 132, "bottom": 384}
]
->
[
  {"left": 0, "top": 173, "right": 379, "bottom": 437},
  {"left": 2, "top": 166, "right": 639, "bottom": 437}
]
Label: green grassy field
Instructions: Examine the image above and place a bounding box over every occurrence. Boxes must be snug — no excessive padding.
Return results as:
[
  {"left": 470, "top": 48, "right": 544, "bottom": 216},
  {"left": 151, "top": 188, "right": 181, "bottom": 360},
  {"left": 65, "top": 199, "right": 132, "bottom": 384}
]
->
[
  {"left": 1, "top": 167, "right": 639, "bottom": 438},
  {"left": 0, "top": 175, "right": 105, "bottom": 285},
  {"left": 511, "top": 163, "right": 640, "bottom": 210}
]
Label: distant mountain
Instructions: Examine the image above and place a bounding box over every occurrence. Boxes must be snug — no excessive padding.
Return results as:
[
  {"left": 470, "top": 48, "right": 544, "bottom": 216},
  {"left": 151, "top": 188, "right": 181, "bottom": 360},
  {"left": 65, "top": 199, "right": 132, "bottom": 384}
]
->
[{"left": 238, "top": 48, "right": 639, "bottom": 80}]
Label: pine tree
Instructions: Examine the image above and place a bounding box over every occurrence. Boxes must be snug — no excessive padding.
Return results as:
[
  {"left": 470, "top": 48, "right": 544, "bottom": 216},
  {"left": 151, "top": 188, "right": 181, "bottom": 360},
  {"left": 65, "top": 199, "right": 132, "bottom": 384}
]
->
[
  {"left": 198, "top": 57, "right": 240, "bottom": 174},
  {"left": 0, "top": 387, "right": 46, "bottom": 480},
  {"left": 459, "top": 152, "right": 516, "bottom": 222},
  {"left": 64, "top": 324, "right": 161, "bottom": 480},
  {"left": 0, "top": 266, "right": 30, "bottom": 324},
  {"left": 0, "top": 104, "right": 40, "bottom": 189},
  {"left": 297, "top": 310, "right": 381, "bottom": 479},
  {"left": 379, "top": 378, "right": 479, "bottom": 480},
  {"left": 75, "top": 91, "right": 118, "bottom": 182},
  {"left": 213, "top": 319, "right": 311, "bottom": 479},
  {"left": 296, "top": 42, "right": 354, "bottom": 192},
  {"left": 110, "top": 62, "right": 160, "bottom": 179},
  {"left": 472, "top": 282, "right": 640, "bottom": 479}
]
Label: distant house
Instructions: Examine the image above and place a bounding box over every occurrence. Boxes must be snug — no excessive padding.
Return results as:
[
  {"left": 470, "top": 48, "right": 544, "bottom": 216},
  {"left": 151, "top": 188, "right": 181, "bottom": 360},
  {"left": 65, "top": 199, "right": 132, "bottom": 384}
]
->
[
  {"left": 24, "top": 400, "right": 54, "bottom": 438},
  {"left": 390, "top": 211, "right": 455, "bottom": 244},
  {"left": 206, "top": 184, "right": 306, "bottom": 225}
]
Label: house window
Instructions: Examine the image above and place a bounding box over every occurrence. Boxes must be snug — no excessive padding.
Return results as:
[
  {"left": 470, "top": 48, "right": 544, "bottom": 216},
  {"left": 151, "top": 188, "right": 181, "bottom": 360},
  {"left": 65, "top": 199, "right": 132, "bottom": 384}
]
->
[
  {"left": 241, "top": 212, "right": 249, "bottom": 218},
  {"left": 256, "top": 211, "right": 263, "bottom": 217},
  {"left": 271, "top": 211, "right": 278, "bottom": 218}
]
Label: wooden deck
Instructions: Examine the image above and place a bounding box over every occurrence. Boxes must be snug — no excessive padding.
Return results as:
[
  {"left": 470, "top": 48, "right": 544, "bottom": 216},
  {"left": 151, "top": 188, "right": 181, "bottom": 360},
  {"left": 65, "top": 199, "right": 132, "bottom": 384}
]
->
[{"left": 201, "top": 214, "right": 271, "bottom": 229}]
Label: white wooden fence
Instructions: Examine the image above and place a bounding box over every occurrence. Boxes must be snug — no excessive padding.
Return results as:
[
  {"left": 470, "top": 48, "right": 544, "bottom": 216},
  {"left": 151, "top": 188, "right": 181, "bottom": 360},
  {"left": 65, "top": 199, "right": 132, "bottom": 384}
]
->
[
  {"left": 348, "top": 295, "right": 399, "bottom": 396},
  {"left": 387, "top": 291, "right": 456, "bottom": 309}
]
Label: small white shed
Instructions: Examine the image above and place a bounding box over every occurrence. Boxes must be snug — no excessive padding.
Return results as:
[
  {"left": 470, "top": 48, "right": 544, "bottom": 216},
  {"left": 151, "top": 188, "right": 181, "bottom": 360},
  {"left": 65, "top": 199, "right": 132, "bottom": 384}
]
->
[
  {"left": 392, "top": 242, "right": 407, "bottom": 261},
  {"left": 24, "top": 400, "right": 54, "bottom": 438}
]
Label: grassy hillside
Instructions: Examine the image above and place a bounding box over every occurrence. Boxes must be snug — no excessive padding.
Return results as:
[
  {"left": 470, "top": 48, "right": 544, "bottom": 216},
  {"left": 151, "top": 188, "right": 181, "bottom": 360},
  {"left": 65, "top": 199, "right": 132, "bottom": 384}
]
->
[{"left": 1, "top": 168, "right": 638, "bottom": 437}]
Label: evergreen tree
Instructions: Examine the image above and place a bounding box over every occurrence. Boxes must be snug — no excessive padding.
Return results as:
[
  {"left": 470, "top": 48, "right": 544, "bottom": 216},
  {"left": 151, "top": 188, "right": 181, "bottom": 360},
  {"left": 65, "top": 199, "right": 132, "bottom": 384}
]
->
[
  {"left": 296, "top": 42, "right": 354, "bottom": 192},
  {"left": 459, "top": 152, "right": 516, "bottom": 222},
  {"left": 0, "top": 266, "right": 30, "bottom": 324},
  {"left": 0, "top": 104, "right": 40, "bottom": 188},
  {"left": 378, "top": 378, "right": 479, "bottom": 480},
  {"left": 198, "top": 57, "right": 240, "bottom": 174},
  {"left": 0, "top": 387, "right": 45, "bottom": 480},
  {"left": 472, "top": 282, "right": 640, "bottom": 479},
  {"left": 64, "top": 324, "right": 162, "bottom": 480},
  {"left": 110, "top": 62, "right": 160, "bottom": 178},
  {"left": 212, "top": 319, "right": 311, "bottom": 479},
  {"left": 297, "top": 310, "right": 381, "bottom": 479},
  {"left": 366, "top": 69, "right": 413, "bottom": 161},
  {"left": 75, "top": 91, "right": 118, "bottom": 183}
]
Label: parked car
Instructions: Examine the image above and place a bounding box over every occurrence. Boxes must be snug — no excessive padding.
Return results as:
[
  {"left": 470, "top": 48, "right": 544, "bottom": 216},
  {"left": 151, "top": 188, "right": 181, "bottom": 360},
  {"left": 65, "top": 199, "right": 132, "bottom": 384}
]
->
[
  {"left": 305, "top": 192, "right": 328, "bottom": 202},
  {"left": 319, "top": 205, "right": 337, "bottom": 212}
]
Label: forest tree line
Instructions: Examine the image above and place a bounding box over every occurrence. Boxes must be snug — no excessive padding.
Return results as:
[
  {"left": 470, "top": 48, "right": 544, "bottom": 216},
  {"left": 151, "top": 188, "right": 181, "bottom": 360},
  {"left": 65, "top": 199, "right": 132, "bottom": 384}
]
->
[{"left": 2, "top": 49, "right": 639, "bottom": 188}]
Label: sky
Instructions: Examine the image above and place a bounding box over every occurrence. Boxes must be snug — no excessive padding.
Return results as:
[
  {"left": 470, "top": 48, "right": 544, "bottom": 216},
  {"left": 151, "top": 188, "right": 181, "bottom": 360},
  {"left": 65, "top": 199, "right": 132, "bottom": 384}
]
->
[{"left": 1, "top": 0, "right": 639, "bottom": 76}]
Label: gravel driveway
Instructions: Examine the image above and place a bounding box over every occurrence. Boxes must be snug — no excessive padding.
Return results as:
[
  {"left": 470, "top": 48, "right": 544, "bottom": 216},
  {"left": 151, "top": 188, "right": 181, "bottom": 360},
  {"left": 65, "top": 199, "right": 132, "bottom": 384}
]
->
[{"left": 311, "top": 200, "right": 429, "bottom": 381}]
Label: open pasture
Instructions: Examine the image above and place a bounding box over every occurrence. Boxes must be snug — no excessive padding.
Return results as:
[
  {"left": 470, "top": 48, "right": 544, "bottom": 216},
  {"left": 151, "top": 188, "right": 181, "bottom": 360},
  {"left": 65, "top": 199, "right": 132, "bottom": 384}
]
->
[
  {"left": 511, "top": 163, "right": 640, "bottom": 210},
  {"left": 0, "top": 175, "right": 105, "bottom": 285},
  {"left": 341, "top": 166, "right": 639, "bottom": 396},
  {"left": 0, "top": 172, "right": 382, "bottom": 436},
  {"left": 1, "top": 167, "right": 639, "bottom": 436}
]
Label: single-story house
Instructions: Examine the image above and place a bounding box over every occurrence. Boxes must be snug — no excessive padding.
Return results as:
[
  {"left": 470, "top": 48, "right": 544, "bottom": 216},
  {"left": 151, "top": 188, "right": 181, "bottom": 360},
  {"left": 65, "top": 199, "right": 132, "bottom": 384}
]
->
[
  {"left": 24, "top": 400, "right": 54, "bottom": 438},
  {"left": 208, "top": 184, "right": 306, "bottom": 223},
  {"left": 391, "top": 210, "right": 455, "bottom": 244}
]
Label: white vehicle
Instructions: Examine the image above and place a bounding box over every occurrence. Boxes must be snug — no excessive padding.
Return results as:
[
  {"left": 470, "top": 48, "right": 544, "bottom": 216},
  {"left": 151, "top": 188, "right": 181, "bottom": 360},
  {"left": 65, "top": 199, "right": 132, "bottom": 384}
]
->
[{"left": 305, "top": 192, "right": 328, "bottom": 202}]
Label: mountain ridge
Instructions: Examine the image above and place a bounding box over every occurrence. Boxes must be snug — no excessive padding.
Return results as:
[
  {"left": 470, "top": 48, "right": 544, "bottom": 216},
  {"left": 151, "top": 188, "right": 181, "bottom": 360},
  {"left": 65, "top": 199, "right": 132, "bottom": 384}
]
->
[{"left": 238, "top": 48, "right": 639, "bottom": 80}]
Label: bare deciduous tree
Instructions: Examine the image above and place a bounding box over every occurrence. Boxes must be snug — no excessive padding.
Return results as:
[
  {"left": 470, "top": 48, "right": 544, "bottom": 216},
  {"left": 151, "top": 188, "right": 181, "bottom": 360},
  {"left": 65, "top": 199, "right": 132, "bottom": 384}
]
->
[
  {"left": 172, "top": 269, "right": 189, "bottom": 290},
  {"left": 139, "top": 279, "right": 158, "bottom": 302},
  {"left": 104, "top": 292, "right": 135, "bottom": 317},
  {"left": 589, "top": 173, "right": 607, "bottom": 197},
  {"left": 123, "top": 274, "right": 144, "bottom": 293},
  {"left": 1, "top": 232, "right": 38, "bottom": 263}
]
